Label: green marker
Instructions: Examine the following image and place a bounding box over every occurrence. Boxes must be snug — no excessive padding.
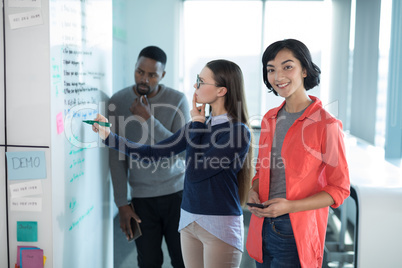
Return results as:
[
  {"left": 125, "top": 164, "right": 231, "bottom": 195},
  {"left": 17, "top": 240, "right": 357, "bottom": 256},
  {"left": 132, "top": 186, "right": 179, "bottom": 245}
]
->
[{"left": 83, "top": 120, "right": 112, "bottom": 127}]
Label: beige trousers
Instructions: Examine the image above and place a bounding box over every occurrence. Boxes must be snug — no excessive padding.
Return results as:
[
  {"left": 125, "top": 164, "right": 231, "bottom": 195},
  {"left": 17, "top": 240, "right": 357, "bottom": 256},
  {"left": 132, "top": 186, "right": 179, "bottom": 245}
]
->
[{"left": 180, "top": 222, "right": 242, "bottom": 268}]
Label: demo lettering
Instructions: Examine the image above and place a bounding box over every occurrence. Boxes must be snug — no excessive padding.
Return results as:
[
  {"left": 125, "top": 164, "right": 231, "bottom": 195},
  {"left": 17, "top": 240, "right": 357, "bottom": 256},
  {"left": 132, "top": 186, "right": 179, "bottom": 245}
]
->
[{"left": 12, "top": 157, "right": 40, "bottom": 169}]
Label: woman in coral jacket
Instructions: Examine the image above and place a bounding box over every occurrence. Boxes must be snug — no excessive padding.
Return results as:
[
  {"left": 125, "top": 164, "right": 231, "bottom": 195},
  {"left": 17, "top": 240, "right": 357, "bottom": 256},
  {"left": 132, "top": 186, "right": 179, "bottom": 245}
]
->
[{"left": 246, "top": 39, "right": 350, "bottom": 268}]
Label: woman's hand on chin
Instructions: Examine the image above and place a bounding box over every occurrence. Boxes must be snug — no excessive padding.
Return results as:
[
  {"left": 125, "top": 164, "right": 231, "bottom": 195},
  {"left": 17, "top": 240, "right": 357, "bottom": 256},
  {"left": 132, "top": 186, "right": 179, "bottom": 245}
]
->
[{"left": 190, "top": 93, "right": 206, "bottom": 123}]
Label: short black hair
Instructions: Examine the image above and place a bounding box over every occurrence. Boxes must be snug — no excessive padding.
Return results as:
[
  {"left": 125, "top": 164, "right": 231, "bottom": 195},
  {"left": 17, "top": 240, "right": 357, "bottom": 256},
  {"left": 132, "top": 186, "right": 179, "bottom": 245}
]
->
[
  {"left": 138, "top": 46, "right": 167, "bottom": 67},
  {"left": 262, "top": 39, "right": 321, "bottom": 95}
]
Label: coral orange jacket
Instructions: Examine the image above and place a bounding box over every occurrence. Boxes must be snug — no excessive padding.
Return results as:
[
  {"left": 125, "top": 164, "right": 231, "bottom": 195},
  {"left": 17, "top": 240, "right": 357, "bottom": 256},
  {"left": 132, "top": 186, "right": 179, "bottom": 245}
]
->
[{"left": 246, "top": 96, "right": 350, "bottom": 268}]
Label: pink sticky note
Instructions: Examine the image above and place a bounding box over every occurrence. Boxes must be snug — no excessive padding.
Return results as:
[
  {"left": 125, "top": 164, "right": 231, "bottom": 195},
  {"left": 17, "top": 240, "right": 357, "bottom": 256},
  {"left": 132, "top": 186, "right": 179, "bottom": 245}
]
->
[
  {"left": 21, "top": 248, "right": 43, "bottom": 268},
  {"left": 17, "top": 246, "right": 38, "bottom": 266},
  {"left": 56, "top": 112, "right": 64, "bottom": 134}
]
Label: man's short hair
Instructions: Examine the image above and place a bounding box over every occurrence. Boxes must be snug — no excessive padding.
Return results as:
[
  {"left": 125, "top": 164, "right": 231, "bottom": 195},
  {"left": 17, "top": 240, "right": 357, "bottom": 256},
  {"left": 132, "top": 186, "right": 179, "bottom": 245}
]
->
[{"left": 138, "top": 46, "right": 167, "bottom": 67}]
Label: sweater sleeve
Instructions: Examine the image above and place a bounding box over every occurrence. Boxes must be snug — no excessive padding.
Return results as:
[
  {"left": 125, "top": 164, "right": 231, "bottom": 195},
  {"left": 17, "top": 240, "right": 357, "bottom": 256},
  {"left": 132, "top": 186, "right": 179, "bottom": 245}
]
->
[
  {"left": 104, "top": 125, "right": 187, "bottom": 162},
  {"left": 185, "top": 121, "right": 251, "bottom": 182}
]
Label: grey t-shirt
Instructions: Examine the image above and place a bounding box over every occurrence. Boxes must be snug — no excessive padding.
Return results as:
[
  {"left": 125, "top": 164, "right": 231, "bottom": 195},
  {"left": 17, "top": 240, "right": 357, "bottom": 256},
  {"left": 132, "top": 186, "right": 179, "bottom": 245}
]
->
[
  {"left": 269, "top": 104, "right": 310, "bottom": 200},
  {"left": 108, "top": 84, "right": 190, "bottom": 207}
]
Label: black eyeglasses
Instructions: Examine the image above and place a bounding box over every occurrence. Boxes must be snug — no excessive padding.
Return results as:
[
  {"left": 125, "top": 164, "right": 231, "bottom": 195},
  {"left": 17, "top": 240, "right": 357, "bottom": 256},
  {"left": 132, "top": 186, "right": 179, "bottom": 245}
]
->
[{"left": 196, "top": 74, "right": 218, "bottom": 89}]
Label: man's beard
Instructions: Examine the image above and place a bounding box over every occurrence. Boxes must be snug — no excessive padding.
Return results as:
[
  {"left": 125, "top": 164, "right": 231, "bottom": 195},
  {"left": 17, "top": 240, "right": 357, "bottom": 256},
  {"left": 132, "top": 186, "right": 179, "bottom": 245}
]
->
[{"left": 136, "top": 84, "right": 151, "bottom": 95}]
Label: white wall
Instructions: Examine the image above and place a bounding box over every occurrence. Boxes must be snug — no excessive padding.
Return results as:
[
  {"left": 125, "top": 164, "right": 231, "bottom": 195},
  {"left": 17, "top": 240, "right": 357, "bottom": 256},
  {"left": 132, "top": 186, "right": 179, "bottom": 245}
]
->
[
  {"left": 4, "top": 1, "right": 52, "bottom": 266},
  {"left": 0, "top": 147, "right": 7, "bottom": 268},
  {"left": 0, "top": 6, "right": 7, "bottom": 268},
  {"left": 1, "top": 1, "right": 113, "bottom": 267}
]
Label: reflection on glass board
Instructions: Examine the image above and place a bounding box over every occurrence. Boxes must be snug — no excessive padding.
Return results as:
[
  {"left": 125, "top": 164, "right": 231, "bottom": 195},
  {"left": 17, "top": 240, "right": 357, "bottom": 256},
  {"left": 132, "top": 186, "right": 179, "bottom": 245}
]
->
[{"left": 50, "top": 0, "right": 112, "bottom": 267}]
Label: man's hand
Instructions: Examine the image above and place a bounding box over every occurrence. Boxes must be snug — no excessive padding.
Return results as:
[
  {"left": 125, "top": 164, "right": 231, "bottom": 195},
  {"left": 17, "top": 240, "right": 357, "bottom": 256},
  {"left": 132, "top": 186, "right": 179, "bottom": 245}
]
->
[
  {"left": 129, "top": 95, "right": 151, "bottom": 122},
  {"left": 118, "top": 204, "right": 142, "bottom": 240}
]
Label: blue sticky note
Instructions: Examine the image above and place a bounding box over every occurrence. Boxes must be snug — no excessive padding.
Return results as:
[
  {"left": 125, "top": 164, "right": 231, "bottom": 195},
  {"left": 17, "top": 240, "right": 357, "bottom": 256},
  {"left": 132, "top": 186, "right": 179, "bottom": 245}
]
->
[
  {"left": 6, "top": 151, "right": 47, "bottom": 180},
  {"left": 17, "top": 221, "right": 38, "bottom": 242}
]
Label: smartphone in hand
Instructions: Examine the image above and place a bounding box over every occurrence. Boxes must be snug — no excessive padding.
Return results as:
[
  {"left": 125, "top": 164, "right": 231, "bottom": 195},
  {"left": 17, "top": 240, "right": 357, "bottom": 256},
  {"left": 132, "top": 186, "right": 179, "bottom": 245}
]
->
[
  {"left": 247, "top": 202, "right": 268, "bottom": 209},
  {"left": 127, "top": 203, "right": 142, "bottom": 242},
  {"left": 127, "top": 217, "right": 142, "bottom": 242}
]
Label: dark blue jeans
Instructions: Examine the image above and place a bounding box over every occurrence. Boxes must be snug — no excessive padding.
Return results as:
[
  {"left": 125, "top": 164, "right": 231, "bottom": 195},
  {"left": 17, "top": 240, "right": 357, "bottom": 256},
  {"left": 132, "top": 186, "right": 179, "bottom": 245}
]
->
[
  {"left": 132, "top": 191, "right": 184, "bottom": 268},
  {"left": 255, "top": 214, "right": 301, "bottom": 268}
]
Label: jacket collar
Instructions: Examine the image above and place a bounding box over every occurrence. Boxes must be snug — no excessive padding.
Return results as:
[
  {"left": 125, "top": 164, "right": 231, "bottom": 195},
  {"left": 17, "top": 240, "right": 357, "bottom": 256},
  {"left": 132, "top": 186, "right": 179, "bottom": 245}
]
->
[{"left": 266, "top": 95, "right": 323, "bottom": 122}]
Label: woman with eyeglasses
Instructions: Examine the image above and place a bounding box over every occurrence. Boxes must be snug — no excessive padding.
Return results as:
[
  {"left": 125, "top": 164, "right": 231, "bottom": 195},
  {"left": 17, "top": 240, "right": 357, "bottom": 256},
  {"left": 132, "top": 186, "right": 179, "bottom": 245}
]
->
[
  {"left": 92, "top": 59, "right": 253, "bottom": 268},
  {"left": 246, "top": 39, "right": 350, "bottom": 268}
]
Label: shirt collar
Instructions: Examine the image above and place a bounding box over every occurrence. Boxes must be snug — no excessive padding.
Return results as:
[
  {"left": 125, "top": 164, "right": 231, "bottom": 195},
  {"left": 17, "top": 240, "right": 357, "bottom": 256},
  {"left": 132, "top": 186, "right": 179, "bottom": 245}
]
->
[{"left": 206, "top": 113, "right": 231, "bottom": 126}]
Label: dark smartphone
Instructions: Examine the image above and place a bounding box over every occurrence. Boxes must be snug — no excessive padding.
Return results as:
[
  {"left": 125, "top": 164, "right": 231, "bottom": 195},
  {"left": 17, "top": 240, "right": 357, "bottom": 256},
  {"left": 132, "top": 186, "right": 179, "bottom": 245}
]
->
[
  {"left": 247, "top": 202, "right": 268, "bottom": 208},
  {"left": 127, "top": 217, "right": 142, "bottom": 242},
  {"left": 127, "top": 202, "right": 142, "bottom": 242}
]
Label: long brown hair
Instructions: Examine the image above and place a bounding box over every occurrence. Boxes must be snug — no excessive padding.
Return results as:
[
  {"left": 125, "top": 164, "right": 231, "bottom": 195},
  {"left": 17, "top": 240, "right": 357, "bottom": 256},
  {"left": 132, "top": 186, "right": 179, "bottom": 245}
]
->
[{"left": 206, "top": 59, "right": 253, "bottom": 206}]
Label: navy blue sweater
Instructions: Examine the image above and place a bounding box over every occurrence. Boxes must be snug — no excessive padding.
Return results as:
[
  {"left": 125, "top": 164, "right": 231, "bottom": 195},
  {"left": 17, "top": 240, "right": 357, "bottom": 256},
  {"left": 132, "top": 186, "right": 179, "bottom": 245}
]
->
[{"left": 104, "top": 120, "right": 251, "bottom": 216}]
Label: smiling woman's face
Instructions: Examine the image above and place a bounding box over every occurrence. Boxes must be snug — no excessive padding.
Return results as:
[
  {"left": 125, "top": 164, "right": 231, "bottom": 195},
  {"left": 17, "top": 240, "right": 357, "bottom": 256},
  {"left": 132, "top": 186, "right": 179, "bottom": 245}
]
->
[{"left": 266, "top": 49, "right": 307, "bottom": 99}]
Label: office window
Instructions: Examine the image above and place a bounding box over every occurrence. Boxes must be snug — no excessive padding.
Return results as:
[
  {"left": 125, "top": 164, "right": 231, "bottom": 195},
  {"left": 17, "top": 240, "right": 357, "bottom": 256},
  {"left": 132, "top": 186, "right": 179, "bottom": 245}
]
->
[
  {"left": 262, "top": 1, "right": 331, "bottom": 114},
  {"left": 182, "top": 0, "right": 331, "bottom": 127},
  {"left": 182, "top": 1, "right": 263, "bottom": 125}
]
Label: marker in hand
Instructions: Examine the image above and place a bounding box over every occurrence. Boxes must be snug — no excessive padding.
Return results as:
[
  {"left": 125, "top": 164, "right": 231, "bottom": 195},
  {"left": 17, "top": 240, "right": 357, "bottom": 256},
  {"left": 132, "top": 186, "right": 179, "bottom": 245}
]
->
[
  {"left": 83, "top": 120, "right": 112, "bottom": 127},
  {"left": 87, "top": 114, "right": 111, "bottom": 140}
]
